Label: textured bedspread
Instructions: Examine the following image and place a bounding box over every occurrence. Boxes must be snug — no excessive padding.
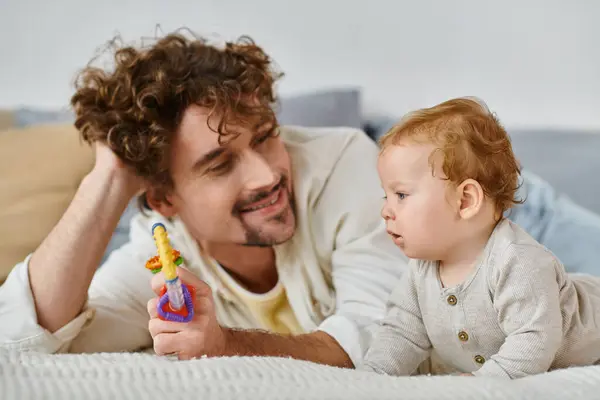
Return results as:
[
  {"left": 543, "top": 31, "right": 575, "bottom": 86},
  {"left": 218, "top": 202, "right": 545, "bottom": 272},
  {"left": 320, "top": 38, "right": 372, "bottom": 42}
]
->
[{"left": 1, "top": 350, "right": 600, "bottom": 399}]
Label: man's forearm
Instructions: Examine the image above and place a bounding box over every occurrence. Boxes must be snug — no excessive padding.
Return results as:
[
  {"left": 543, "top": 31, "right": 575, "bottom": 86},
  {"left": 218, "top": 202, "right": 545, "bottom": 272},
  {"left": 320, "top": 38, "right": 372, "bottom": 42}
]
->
[
  {"left": 29, "top": 169, "right": 133, "bottom": 333},
  {"left": 222, "top": 329, "right": 354, "bottom": 368}
]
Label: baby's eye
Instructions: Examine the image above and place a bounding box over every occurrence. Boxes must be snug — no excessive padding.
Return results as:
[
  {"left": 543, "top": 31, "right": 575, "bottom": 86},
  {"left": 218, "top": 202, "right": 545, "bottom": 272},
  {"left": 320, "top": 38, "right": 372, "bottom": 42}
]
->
[{"left": 396, "top": 192, "right": 407, "bottom": 200}]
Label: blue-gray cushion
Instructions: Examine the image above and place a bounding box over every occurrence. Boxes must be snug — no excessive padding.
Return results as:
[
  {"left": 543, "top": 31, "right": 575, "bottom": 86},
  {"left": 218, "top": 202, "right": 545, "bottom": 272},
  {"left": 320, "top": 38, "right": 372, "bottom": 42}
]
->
[
  {"left": 276, "top": 88, "right": 362, "bottom": 129},
  {"left": 14, "top": 108, "right": 73, "bottom": 127},
  {"left": 509, "top": 131, "right": 600, "bottom": 215}
]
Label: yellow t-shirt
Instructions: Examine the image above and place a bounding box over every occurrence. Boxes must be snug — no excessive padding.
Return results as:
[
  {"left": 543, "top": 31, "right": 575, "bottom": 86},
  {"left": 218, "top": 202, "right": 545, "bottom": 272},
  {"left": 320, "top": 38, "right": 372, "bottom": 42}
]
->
[{"left": 212, "top": 262, "right": 303, "bottom": 335}]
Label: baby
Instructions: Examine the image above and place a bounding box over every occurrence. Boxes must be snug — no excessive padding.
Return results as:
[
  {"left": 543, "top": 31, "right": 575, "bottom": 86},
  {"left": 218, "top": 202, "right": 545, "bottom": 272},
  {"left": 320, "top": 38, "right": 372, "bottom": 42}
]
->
[{"left": 359, "top": 97, "right": 600, "bottom": 379}]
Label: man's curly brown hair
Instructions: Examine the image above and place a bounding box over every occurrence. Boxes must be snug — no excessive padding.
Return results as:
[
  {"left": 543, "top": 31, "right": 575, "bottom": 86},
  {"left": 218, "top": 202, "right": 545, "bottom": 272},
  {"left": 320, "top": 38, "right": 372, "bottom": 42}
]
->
[{"left": 71, "top": 30, "right": 283, "bottom": 198}]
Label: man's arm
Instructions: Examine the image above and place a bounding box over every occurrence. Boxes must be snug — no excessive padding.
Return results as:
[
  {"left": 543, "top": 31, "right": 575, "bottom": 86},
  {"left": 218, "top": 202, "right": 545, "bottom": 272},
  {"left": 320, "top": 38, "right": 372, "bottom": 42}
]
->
[
  {"left": 29, "top": 169, "right": 131, "bottom": 332},
  {"left": 26, "top": 143, "right": 142, "bottom": 333},
  {"left": 223, "top": 330, "right": 353, "bottom": 368}
]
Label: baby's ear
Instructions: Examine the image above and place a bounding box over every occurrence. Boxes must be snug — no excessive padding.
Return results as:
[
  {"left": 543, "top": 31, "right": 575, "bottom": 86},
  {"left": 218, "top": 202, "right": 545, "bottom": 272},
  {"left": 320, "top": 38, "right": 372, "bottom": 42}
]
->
[{"left": 457, "top": 178, "right": 484, "bottom": 220}]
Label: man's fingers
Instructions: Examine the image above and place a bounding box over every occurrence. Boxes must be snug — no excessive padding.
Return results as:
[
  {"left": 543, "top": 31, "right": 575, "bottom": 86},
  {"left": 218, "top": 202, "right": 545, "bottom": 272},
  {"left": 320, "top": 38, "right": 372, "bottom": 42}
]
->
[
  {"left": 177, "top": 352, "right": 197, "bottom": 361},
  {"left": 150, "top": 271, "right": 166, "bottom": 295},
  {"left": 148, "top": 282, "right": 213, "bottom": 316},
  {"left": 148, "top": 297, "right": 212, "bottom": 318},
  {"left": 147, "top": 297, "right": 159, "bottom": 318},
  {"left": 148, "top": 318, "right": 189, "bottom": 338},
  {"left": 153, "top": 333, "right": 181, "bottom": 356}
]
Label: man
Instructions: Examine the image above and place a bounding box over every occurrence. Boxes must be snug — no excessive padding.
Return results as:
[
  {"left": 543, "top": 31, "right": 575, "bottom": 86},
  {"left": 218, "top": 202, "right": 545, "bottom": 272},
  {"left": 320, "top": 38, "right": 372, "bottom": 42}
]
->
[
  {"left": 0, "top": 33, "right": 402, "bottom": 367},
  {"left": 0, "top": 31, "right": 598, "bottom": 369}
]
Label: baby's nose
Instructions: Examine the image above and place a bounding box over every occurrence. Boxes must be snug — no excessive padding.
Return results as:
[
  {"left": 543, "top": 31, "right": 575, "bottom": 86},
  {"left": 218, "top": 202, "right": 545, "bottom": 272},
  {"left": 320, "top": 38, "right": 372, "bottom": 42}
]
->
[{"left": 380, "top": 204, "right": 396, "bottom": 220}]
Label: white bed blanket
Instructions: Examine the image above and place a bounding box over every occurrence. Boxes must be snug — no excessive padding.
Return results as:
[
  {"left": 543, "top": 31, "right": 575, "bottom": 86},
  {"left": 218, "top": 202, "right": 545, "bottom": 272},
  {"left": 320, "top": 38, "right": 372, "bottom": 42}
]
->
[{"left": 2, "top": 350, "right": 600, "bottom": 400}]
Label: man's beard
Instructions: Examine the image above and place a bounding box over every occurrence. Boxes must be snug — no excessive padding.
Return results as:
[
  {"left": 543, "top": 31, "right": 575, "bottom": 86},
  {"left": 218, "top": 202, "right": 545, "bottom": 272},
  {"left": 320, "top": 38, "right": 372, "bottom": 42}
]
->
[{"left": 232, "top": 174, "right": 296, "bottom": 247}]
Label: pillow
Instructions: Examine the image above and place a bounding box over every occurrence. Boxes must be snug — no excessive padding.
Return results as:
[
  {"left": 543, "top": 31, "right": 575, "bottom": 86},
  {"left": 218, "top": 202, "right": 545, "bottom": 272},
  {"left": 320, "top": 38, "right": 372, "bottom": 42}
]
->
[
  {"left": 0, "top": 124, "right": 94, "bottom": 282},
  {"left": 362, "top": 115, "right": 397, "bottom": 142},
  {"left": 509, "top": 130, "right": 600, "bottom": 215},
  {"left": 0, "top": 110, "right": 15, "bottom": 131},
  {"left": 276, "top": 88, "right": 362, "bottom": 129},
  {"left": 14, "top": 107, "right": 74, "bottom": 128}
]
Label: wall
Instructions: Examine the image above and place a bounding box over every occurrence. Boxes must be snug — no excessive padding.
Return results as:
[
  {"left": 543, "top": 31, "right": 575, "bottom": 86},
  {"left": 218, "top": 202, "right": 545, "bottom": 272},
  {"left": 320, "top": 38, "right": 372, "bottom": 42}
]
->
[{"left": 1, "top": 0, "right": 598, "bottom": 130}]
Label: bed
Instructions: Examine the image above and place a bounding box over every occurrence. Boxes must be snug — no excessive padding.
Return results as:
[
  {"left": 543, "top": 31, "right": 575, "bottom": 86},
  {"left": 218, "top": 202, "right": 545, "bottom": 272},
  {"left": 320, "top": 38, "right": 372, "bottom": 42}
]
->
[{"left": 2, "top": 350, "right": 600, "bottom": 399}]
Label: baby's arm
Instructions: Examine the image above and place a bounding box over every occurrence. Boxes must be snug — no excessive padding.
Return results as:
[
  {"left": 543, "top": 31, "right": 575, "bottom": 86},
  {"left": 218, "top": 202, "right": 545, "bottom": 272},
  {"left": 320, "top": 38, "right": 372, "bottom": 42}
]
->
[
  {"left": 474, "top": 243, "right": 564, "bottom": 379},
  {"left": 359, "top": 262, "right": 431, "bottom": 376}
]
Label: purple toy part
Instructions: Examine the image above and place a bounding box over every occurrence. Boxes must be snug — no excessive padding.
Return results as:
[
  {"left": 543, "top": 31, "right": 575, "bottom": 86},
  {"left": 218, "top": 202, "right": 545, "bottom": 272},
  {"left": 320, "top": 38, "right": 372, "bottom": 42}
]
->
[{"left": 157, "top": 283, "right": 195, "bottom": 322}]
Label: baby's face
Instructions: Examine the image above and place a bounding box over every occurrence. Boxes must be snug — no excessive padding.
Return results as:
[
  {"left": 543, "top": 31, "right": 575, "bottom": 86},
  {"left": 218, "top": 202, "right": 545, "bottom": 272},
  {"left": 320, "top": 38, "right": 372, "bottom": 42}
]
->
[{"left": 378, "top": 142, "right": 460, "bottom": 260}]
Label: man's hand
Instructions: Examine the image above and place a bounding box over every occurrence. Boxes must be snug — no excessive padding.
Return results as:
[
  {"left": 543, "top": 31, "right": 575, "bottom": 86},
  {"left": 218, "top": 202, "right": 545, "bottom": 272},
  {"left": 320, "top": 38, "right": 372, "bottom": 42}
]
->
[
  {"left": 93, "top": 141, "right": 146, "bottom": 199},
  {"left": 147, "top": 267, "right": 353, "bottom": 368},
  {"left": 147, "top": 267, "right": 227, "bottom": 360}
]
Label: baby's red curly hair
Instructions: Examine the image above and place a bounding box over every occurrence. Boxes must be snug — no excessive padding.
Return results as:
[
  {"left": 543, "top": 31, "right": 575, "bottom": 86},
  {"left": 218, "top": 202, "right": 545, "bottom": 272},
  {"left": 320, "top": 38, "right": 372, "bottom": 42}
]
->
[{"left": 379, "top": 97, "right": 523, "bottom": 214}]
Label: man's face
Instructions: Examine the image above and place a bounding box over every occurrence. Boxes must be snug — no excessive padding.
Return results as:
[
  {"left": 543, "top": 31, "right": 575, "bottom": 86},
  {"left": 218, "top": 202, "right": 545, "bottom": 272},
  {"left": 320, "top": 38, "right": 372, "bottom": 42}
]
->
[{"left": 163, "top": 106, "right": 296, "bottom": 247}]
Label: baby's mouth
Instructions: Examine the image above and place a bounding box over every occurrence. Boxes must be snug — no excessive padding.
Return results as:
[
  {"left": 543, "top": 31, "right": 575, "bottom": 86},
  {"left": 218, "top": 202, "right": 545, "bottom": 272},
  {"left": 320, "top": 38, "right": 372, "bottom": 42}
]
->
[{"left": 386, "top": 230, "right": 401, "bottom": 239}]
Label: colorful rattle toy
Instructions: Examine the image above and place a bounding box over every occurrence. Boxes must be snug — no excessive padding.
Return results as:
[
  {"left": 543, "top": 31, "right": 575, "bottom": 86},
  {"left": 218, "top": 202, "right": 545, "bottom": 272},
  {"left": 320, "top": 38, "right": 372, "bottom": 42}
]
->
[{"left": 147, "top": 223, "right": 195, "bottom": 322}]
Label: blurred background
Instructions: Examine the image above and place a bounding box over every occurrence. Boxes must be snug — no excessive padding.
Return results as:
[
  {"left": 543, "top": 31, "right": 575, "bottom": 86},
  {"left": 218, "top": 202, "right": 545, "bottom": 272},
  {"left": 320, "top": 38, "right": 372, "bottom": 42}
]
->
[
  {"left": 0, "top": 0, "right": 599, "bottom": 279},
  {"left": 1, "top": 0, "right": 599, "bottom": 130}
]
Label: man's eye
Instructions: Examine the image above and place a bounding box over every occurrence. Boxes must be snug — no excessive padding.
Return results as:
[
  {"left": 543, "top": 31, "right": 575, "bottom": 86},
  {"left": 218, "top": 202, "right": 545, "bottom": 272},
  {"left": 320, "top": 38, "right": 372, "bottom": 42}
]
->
[
  {"left": 207, "top": 161, "right": 232, "bottom": 174},
  {"left": 255, "top": 133, "right": 271, "bottom": 145},
  {"left": 254, "top": 126, "right": 279, "bottom": 146}
]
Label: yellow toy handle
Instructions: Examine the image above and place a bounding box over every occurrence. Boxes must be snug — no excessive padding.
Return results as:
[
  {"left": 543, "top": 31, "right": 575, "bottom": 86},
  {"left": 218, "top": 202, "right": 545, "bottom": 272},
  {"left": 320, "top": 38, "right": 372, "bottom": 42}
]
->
[
  {"left": 150, "top": 222, "right": 195, "bottom": 322},
  {"left": 152, "top": 223, "right": 177, "bottom": 281}
]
